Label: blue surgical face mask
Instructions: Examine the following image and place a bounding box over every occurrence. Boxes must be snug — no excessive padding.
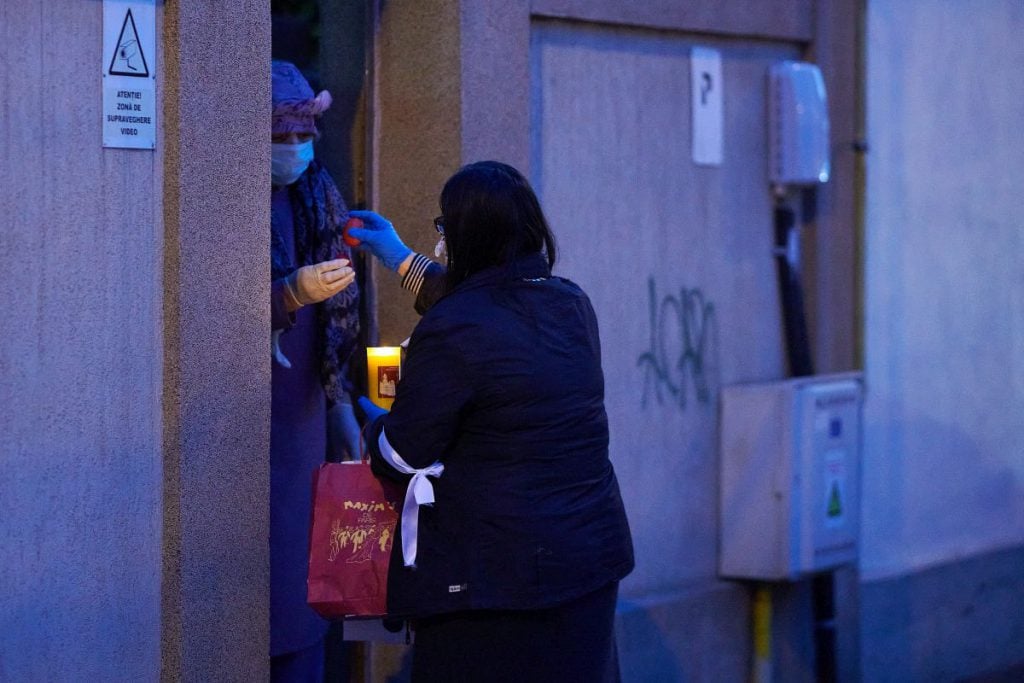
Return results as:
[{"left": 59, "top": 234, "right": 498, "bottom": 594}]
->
[{"left": 271, "top": 140, "right": 314, "bottom": 186}]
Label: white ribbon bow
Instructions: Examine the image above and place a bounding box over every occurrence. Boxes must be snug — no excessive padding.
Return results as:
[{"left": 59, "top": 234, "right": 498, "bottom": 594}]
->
[{"left": 378, "top": 429, "right": 445, "bottom": 567}]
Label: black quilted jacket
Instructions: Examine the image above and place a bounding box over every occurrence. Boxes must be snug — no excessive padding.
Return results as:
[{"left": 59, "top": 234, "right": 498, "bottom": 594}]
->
[{"left": 368, "top": 252, "right": 634, "bottom": 619}]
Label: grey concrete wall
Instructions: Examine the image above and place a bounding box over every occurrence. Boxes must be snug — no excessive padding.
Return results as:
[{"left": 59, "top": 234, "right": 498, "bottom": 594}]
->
[
  {"left": 615, "top": 582, "right": 751, "bottom": 681},
  {"left": 531, "top": 17, "right": 796, "bottom": 594},
  {"left": 373, "top": 0, "right": 462, "bottom": 346},
  {"left": 530, "top": 19, "right": 798, "bottom": 681},
  {"left": 161, "top": 2, "right": 271, "bottom": 680},
  {"left": 460, "top": 2, "right": 531, "bottom": 171},
  {"left": 0, "top": 1, "right": 272, "bottom": 680},
  {"left": 862, "top": 0, "right": 1024, "bottom": 678},
  {"left": 0, "top": 2, "right": 163, "bottom": 680},
  {"left": 863, "top": 0, "right": 1024, "bottom": 579},
  {"left": 861, "top": 546, "right": 1024, "bottom": 681}
]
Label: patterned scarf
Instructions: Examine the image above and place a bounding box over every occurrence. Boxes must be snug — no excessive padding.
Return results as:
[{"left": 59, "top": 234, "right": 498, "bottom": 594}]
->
[{"left": 271, "top": 159, "right": 360, "bottom": 403}]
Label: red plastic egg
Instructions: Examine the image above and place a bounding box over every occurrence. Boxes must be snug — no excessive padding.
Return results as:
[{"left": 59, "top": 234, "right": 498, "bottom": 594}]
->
[{"left": 343, "top": 217, "right": 363, "bottom": 247}]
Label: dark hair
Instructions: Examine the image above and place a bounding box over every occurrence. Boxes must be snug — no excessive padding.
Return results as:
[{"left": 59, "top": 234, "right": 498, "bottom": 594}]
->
[{"left": 438, "top": 161, "right": 557, "bottom": 290}]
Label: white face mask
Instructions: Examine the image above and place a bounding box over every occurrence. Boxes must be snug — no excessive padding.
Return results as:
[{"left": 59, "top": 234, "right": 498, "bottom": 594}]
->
[
  {"left": 434, "top": 234, "right": 447, "bottom": 260},
  {"left": 271, "top": 140, "right": 314, "bottom": 186}
]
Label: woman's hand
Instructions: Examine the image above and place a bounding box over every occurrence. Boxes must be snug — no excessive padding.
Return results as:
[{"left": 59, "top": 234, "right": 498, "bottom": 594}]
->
[
  {"left": 346, "top": 210, "right": 413, "bottom": 272},
  {"left": 283, "top": 259, "right": 354, "bottom": 311}
]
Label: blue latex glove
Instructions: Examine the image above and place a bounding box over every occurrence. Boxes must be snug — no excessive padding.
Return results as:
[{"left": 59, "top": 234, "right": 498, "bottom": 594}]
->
[
  {"left": 358, "top": 396, "right": 389, "bottom": 424},
  {"left": 347, "top": 210, "right": 413, "bottom": 272}
]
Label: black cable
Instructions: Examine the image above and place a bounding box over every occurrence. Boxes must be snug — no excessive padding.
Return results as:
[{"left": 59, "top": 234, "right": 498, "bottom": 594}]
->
[
  {"left": 773, "top": 203, "right": 815, "bottom": 377},
  {"left": 812, "top": 573, "right": 837, "bottom": 682},
  {"left": 775, "top": 197, "right": 837, "bottom": 681}
]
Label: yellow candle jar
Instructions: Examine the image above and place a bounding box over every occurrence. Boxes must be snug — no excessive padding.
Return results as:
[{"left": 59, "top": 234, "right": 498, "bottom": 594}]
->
[{"left": 366, "top": 346, "right": 402, "bottom": 409}]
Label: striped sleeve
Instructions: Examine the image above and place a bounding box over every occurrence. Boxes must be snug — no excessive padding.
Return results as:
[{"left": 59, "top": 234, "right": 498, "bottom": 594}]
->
[{"left": 400, "top": 253, "right": 433, "bottom": 295}]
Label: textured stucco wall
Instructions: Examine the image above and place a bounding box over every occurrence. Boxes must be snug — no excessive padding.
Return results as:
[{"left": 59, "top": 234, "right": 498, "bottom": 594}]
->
[
  {"left": 460, "top": 2, "right": 531, "bottom": 171},
  {"left": 161, "top": 2, "right": 271, "bottom": 680},
  {"left": 0, "top": 2, "right": 271, "bottom": 680},
  {"left": 862, "top": 0, "right": 1024, "bottom": 580},
  {"left": 531, "top": 20, "right": 800, "bottom": 681},
  {"left": 861, "top": 545, "right": 1024, "bottom": 681},
  {"left": 861, "top": 1, "right": 1024, "bottom": 677},
  {"left": 532, "top": 18, "right": 797, "bottom": 597},
  {"left": 0, "top": 2, "right": 163, "bottom": 680},
  {"left": 373, "top": 0, "right": 462, "bottom": 346}
]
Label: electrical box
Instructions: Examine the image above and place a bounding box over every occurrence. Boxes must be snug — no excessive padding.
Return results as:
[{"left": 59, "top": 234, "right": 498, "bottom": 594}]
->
[
  {"left": 719, "top": 373, "right": 862, "bottom": 580},
  {"left": 768, "top": 61, "right": 830, "bottom": 185}
]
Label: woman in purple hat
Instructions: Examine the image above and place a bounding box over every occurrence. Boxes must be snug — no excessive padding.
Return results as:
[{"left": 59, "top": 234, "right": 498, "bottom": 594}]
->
[{"left": 268, "top": 59, "right": 361, "bottom": 681}]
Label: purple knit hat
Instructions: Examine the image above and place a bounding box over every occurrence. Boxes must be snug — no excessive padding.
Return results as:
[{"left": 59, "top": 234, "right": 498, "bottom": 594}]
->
[{"left": 272, "top": 60, "right": 332, "bottom": 136}]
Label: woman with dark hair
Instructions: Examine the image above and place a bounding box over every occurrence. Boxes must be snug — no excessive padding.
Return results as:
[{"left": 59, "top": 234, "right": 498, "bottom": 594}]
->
[{"left": 348, "top": 161, "right": 634, "bottom": 682}]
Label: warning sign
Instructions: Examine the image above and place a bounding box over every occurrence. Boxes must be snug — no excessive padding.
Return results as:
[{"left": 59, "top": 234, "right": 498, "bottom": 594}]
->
[
  {"left": 103, "top": 2, "right": 156, "bottom": 149},
  {"left": 823, "top": 449, "right": 847, "bottom": 528},
  {"left": 108, "top": 9, "right": 150, "bottom": 77},
  {"left": 103, "top": 87, "right": 155, "bottom": 144}
]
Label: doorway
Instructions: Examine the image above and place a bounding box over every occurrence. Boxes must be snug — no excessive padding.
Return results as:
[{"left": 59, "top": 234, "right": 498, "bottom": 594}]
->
[{"left": 271, "top": 2, "right": 376, "bottom": 680}]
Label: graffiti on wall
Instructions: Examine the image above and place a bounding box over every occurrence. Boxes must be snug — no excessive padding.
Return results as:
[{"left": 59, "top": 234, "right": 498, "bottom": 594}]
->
[{"left": 637, "top": 277, "right": 717, "bottom": 410}]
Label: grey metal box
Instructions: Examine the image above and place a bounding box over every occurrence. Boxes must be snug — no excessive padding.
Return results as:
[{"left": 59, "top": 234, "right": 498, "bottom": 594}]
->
[{"left": 719, "top": 373, "right": 862, "bottom": 580}]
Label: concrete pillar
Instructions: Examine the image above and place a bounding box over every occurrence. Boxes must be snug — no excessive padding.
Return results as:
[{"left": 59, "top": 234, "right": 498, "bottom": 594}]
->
[
  {"left": 459, "top": 1, "right": 531, "bottom": 171},
  {"left": 1, "top": 1, "right": 165, "bottom": 678},
  {"left": 372, "top": 0, "right": 462, "bottom": 345},
  {"left": 1, "top": 1, "right": 272, "bottom": 680},
  {"left": 373, "top": 0, "right": 531, "bottom": 344},
  {"left": 160, "top": 2, "right": 271, "bottom": 680}
]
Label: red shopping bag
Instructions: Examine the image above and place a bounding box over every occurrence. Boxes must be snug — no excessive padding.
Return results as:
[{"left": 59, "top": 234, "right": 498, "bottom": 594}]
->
[{"left": 307, "top": 460, "right": 402, "bottom": 619}]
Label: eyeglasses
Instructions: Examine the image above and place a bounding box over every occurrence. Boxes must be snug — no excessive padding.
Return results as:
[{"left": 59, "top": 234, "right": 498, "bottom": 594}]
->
[{"left": 433, "top": 216, "right": 445, "bottom": 235}]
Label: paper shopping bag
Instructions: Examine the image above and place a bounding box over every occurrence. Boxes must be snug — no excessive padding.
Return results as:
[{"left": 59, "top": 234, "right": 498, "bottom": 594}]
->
[{"left": 307, "top": 461, "right": 402, "bottom": 619}]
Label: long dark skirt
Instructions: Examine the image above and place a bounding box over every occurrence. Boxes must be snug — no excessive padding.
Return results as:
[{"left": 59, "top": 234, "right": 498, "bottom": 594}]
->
[{"left": 411, "top": 582, "right": 620, "bottom": 683}]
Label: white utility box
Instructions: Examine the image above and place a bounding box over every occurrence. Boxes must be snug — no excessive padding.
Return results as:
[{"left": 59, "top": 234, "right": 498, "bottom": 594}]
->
[
  {"left": 768, "top": 61, "right": 830, "bottom": 185},
  {"left": 719, "top": 373, "right": 862, "bottom": 580}
]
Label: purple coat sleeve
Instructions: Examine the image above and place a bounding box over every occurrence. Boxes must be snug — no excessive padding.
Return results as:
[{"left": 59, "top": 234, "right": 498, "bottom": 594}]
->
[{"left": 271, "top": 278, "right": 296, "bottom": 331}]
